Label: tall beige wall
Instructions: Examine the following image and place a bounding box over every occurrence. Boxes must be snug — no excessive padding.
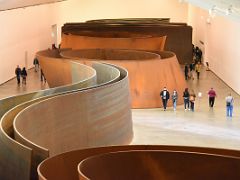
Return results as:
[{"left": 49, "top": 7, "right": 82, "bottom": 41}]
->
[
  {"left": 57, "top": 0, "right": 188, "bottom": 23},
  {"left": 0, "top": 4, "right": 60, "bottom": 84},
  {"left": 0, "top": 0, "right": 188, "bottom": 84},
  {"left": 188, "top": 5, "right": 240, "bottom": 94}
]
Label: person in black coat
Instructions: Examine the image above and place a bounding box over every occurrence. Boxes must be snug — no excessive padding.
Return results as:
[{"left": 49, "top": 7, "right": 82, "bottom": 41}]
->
[
  {"left": 15, "top": 65, "right": 21, "bottom": 85},
  {"left": 160, "top": 87, "right": 170, "bottom": 111},
  {"left": 21, "top": 67, "right": 28, "bottom": 85},
  {"left": 183, "top": 88, "right": 190, "bottom": 110}
]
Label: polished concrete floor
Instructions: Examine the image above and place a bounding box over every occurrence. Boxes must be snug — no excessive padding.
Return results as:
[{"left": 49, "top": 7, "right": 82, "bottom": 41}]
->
[{"left": 1, "top": 67, "right": 240, "bottom": 150}]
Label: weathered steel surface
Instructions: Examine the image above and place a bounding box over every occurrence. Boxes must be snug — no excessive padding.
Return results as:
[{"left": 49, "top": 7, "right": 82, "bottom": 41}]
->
[
  {"left": 61, "top": 19, "right": 192, "bottom": 64},
  {"left": 61, "top": 33, "right": 166, "bottom": 52},
  {"left": 79, "top": 150, "right": 240, "bottom": 180},
  {"left": 0, "top": 49, "right": 132, "bottom": 180},
  {"left": 14, "top": 65, "right": 132, "bottom": 155},
  {"left": 37, "top": 145, "right": 240, "bottom": 180},
  {"left": 61, "top": 49, "right": 187, "bottom": 108}
]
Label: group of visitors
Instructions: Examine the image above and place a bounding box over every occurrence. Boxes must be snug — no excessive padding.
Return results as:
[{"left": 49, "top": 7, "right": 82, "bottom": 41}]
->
[
  {"left": 193, "top": 45, "right": 203, "bottom": 63},
  {"left": 184, "top": 61, "right": 202, "bottom": 80},
  {"left": 160, "top": 87, "right": 234, "bottom": 117},
  {"left": 160, "top": 87, "right": 197, "bottom": 112},
  {"left": 15, "top": 65, "right": 28, "bottom": 85},
  {"left": 15, "top": 57, "right": 46, "bottom": 85}
]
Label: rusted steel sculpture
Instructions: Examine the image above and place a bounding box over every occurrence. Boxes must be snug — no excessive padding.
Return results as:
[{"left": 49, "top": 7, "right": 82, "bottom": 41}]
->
[
  {"left": 38, "top": 145, "right": 240, "bottom": 180},
  {"left": 0, "top": 49, "right": 132, "bottom": 180},
  {"left": 61, "top": 49, "right": 187, "bottom": 108},
  {"left": 61, "top": 18, "right": 192, "bottom": 64},
  {"left": 61, "top": 33, "right": 166, "bottom": 52}
]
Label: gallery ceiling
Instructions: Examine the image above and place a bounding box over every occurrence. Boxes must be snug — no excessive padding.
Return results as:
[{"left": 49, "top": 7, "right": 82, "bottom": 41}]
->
[
  {"left": 0, "top": 0, "right": 239, "bottom": 20},
  {"left": 0, "top": 0, "right": 67, "bottom": 11},
  {"left": 185, "top": 0, "right": 240, "bottom": 20}
]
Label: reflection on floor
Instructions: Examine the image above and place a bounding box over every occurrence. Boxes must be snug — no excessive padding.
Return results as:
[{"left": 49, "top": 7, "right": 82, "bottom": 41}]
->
[{"left": 0, "top": 67, "right": 240, "bottom": 150}]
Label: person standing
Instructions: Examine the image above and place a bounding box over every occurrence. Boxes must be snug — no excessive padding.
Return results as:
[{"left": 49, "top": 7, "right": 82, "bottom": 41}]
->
[
  {"left": 15, "top": 65, "right": 21, "bottom": 85},
  {"left": 189, "top": 90, "right": 196, "bottom": 111},
  {"left": 208, "top": 88, "right": 217, "bottom": 107},
  {"left": 226, "top": 93, "right": 234, "bottom": 117},
  {"left": 183, "top": 88, "right": 190, "bottom": 111},
  {"left": 184, "top": 64, "right": 189, "bottom": 80},
  {"left": 21, "top": 67, "right": 28, "bottom": 85},
  {"left": 195, "top": 62, "right": 201, "bottom": 80},
  {"left": 33, "top": 57, "right": 39, "bottom": 72},
  {"left": 160, "top": 87, "right": 170, "bottom": 111},
  {"left": 172, "top": 90, "right": 178, "bottom": 111}
]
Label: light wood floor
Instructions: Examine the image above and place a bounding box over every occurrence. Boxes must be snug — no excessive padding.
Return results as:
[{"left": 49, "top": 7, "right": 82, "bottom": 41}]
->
[{"left": 1, "top": 67, "right": 240, "bottom": 150}]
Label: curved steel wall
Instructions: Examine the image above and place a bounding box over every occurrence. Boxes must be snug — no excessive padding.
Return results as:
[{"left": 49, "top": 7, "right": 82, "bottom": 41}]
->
[
  {"left": 0, "top": 49, "right": 133, "bottom": 180},
  {"left": 61, "top": 33, "right": 166, "bottom": 52},
  {"left": 61, "top": 49, "right": 187, "bottom": 108},
  {"left": 37, "top": 145, "right": 240, "bottom": 180}
]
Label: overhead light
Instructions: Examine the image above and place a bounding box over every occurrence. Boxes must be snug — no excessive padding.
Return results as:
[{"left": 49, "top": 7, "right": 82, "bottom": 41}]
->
[
  {"left": 209, "top": 5, "right": 217, "bottom": 18},
  {"left": 225, "top": 5, "right": 233, "bottom": 15}
]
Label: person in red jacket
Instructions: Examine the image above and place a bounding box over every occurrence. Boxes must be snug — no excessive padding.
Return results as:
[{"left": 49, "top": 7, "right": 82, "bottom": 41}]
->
[{"left": 208, "top": 88, "right": 217, "bottom": 107}]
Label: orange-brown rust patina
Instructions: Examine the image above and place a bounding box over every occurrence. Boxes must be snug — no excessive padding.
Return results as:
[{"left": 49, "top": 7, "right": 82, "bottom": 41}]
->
[{"left": 61, "top": 49, "right": 186, "bottom": 108}]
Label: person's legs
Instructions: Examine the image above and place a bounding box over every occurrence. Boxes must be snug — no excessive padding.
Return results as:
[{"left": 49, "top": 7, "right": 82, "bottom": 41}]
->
[
  {"left": 209, "top": 97, "right": 214, "bottom": 107},
  {"left": 187, "top": 100, "right": 190, "bottom": 110},
  {"left": 184, "top": 99, "right": 187, "bottom": 110},
  {"left": 22, "top": 77, "right": 26, "bottom": 84},
  {"left": 17, "top": 76, "right": 20, "bottom": 84},
  {"left": 230, "top": 106, "right": 233, "bottom": 117},
  {"left": 212, "top": 97, "right": 215, "bottom": 107},
  {"left": 173, "top": 100, "right": 177, "bottom": 110},
  {"left": 163, "top": 99, "right": 167, "bottom": 110},
  {"left": 197, "top": 72, "right": 200, "bottom": 79},
  {"left": 226, "top": 106, "right": 230, "bottom": 117},
  {"left": 162, "top": 99, "right": 166, "bottom": 110}
]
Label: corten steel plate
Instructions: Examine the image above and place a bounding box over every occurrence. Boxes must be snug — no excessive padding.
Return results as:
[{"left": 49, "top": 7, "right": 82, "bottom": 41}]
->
[
  {"left": 61, "top": 19, "right": 192, "bottom": 64},
  {"left": 61, "top": 49, "right": 187, "bottom": 108},
  {"left": 79, "top": 150, "right": 240, "bottom": 180},
  {"left": 0, "top": 49, "right": 133, "bottom": 180},
  {"left": 37, "top": 145, "right": 240, "bottom": 180},
  {"left": 61, "top": 33, "right": 166, "bottom": 52}
]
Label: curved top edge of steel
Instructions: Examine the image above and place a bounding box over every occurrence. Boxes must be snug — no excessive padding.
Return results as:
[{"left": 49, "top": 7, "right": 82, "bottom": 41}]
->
[{"left": 12, "top": 49, "right": 128, "bottom": 156}]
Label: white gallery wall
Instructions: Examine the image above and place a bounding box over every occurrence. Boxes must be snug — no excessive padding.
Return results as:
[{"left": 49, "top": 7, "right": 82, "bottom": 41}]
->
[
  {"left": 0, "top": 0, "right": 188, "bottom": 84},
  {"left": 56, "top": 0, "right": 188, "bottom": 23},
  {"left": 188, "top": 5, "right": 240, "bottom": 94},
  {"left": 0, "top": 4, "right": 60, "bottom": 84}
]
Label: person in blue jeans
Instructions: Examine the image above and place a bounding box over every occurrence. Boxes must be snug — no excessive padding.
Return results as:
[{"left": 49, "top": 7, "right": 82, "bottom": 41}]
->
[
  {"left": 226, "top": 93, "right": 234, "bottom": 117},
  {"left": 172, "top": 90, "right": 178, "bottom": 111}
]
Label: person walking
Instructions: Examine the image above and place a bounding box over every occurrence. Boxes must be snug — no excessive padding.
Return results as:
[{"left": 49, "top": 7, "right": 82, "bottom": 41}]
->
[
  {"left": 195, "top": 62, "right": 201, "bottom": 80},
  {"left": 208, "top": 88, "right": 217, "bottom": 107},
  {"left": 184, "top": 64, "right": 189, "bottom": 80},
  {"left": 160, "top": 87, "right": 170, "bottom": 111},
  {"left": 33, "top": 57, "right": 39, "bottom": 72},
  {"left": 40, "top": 69, "right": 46, "bottom": 83},
  {"left": 189, "top": 63, "right": 194, "bottom": 80},
  {"left": 189, "top": 90, "right": 196, "bottom": 111},
  {"left": 183, "top": 88, "right": 190, "bottom": 111},
  {"left": 15, "top": 65, "right": 21, "bottom": 85},
  {"left": 21, "top": 67, "right": 28, "bottom": 85},
  {"left": 226, "top": 93, "right": 234, "bottom": 117},
  {"left": 172, "top": 90, "right": 178, "bottom": 111}
]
